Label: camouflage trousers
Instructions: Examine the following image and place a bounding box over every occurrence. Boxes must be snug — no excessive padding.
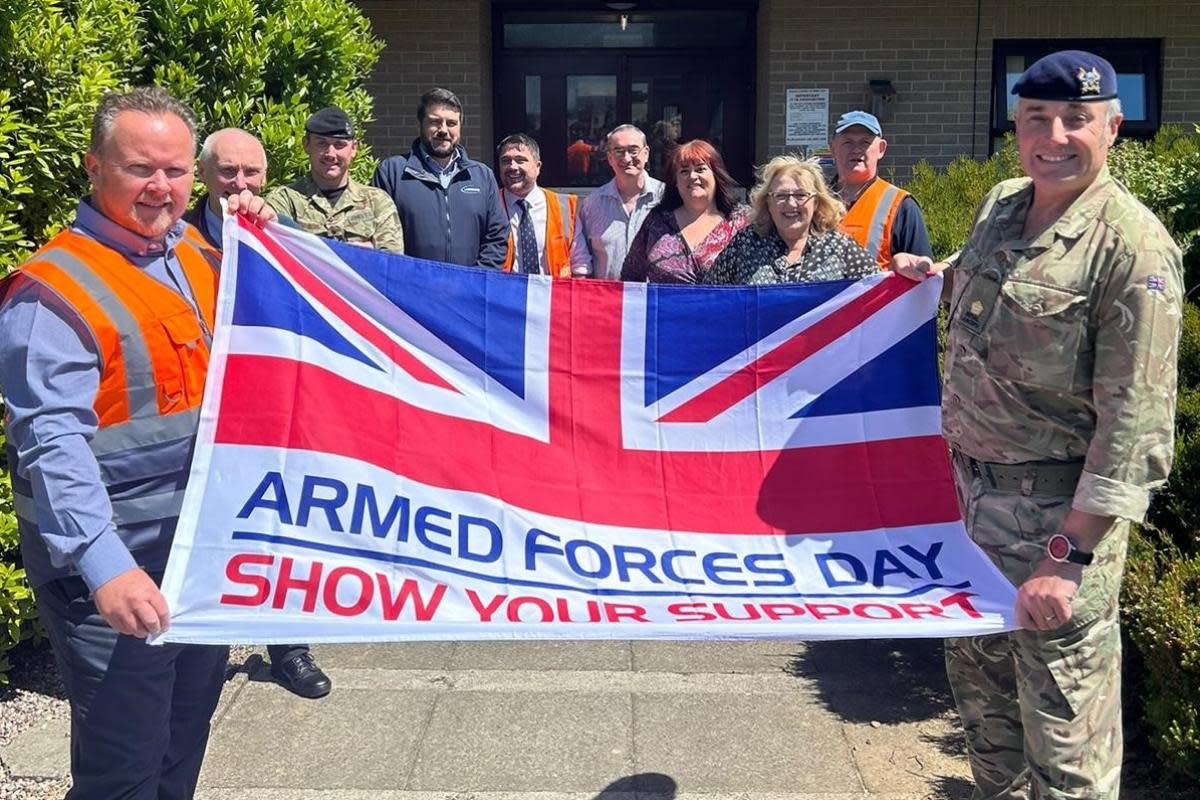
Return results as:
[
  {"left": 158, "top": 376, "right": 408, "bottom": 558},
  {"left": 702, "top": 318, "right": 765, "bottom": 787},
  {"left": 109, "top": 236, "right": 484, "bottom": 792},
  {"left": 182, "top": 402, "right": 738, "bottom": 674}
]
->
[{"left": 945, "top": 454, "right": 1127, "bottom": 800}]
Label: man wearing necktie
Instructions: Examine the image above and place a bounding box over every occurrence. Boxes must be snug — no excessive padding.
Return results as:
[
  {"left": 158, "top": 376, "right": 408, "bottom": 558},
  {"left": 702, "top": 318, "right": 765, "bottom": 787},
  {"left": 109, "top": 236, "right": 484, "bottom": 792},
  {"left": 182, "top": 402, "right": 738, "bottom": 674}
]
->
[{"left": 496, "top": 133, "right": 579, "bottom": 277}]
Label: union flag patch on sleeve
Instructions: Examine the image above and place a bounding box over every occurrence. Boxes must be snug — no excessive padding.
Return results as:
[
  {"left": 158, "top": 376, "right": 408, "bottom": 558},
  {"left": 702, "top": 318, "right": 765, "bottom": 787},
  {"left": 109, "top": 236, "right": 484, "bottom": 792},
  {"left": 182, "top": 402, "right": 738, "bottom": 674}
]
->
[{"left": 1147, "top": 275, "right": 1167, "bottom": 291}]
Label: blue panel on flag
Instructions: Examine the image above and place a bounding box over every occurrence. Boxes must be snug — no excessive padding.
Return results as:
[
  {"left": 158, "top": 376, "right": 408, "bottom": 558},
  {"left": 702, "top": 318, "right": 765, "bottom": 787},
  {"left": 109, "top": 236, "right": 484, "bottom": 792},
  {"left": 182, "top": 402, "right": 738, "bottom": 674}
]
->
[
  {"left": 325, "top": 241, "right": 529, "bottom": 397},
  {"left": 793, "top": 320, "right": 940, "bottom": 418},
  {"left": 233, "top": 244, "right": 380, "bottom": 370},
  {"left": 642, "top": 281, "right": 855, "bottom": 406}
]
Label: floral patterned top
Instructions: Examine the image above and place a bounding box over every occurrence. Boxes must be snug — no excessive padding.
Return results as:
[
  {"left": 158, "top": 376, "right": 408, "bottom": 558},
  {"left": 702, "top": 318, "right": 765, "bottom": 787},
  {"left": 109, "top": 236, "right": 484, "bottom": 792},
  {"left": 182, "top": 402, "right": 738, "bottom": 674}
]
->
[
  {"left": 705, "top": 226, "right": 878, "bottom": 286},
  {"left": 621, "top": 205, "right": 751, "bottom": 284}
]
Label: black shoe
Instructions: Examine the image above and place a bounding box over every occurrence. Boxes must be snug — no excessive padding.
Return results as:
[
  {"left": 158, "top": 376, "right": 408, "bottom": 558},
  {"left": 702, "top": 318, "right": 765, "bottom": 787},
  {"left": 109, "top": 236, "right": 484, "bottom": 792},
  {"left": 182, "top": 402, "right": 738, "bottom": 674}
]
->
[{"left": 270, "top": 652, "right": 332, "bottom": 699}]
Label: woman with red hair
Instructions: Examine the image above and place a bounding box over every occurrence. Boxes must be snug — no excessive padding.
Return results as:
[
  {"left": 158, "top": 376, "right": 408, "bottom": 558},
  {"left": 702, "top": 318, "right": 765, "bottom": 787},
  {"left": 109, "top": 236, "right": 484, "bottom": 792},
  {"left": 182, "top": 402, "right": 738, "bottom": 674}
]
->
[{"left": 620, "top": 139, "right": 749, "bottom": 283}]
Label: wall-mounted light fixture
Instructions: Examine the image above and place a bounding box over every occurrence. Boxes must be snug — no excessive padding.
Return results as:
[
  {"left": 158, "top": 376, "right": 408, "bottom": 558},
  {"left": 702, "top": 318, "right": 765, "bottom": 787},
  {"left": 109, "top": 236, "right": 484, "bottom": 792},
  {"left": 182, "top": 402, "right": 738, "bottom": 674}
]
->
[
  {"left": 867, "top": 79, "right": 897, "bottom": 122},
  {"left": 606, "top": 1, "right": 636, "bottom": 31}
]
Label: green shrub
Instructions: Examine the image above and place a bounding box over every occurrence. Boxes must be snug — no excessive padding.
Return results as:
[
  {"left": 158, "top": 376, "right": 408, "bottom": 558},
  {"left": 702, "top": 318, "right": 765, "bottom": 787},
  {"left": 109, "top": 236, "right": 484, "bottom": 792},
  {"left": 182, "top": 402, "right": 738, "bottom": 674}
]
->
[
  {"left": 0, "top": 420, "right": 39, "bottom": 685},
  {"left": 906, "top": 136, "right": 1022, "bottom": 260},
  {"left": 1123, "top": 527, "right": 1200, "bottom": 782},
  {"left": 0, "top": 0, "right": 382, "bottom": 276}
]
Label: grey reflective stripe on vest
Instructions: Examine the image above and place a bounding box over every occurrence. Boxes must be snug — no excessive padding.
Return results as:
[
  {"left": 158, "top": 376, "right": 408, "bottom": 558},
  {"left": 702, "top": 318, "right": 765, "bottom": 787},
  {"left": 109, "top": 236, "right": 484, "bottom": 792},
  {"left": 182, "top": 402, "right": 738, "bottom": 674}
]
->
[
  {"left": 111, "top": 489, "right": 187, "bottom": 526},
  {"left": 11, "top": 488, "right": 35, "bottom": 525},
  {"left": 90, "top": 408, "right": 200, "bottom": 458},
  {"left": 26, "top": 250, "right": 159, "bottom": 418},
  {"left": 556, "top": 193, "right": 574, "bottom": 241},
  {"left": 865, "top": 185, "right": 902, "bottom": 262}
]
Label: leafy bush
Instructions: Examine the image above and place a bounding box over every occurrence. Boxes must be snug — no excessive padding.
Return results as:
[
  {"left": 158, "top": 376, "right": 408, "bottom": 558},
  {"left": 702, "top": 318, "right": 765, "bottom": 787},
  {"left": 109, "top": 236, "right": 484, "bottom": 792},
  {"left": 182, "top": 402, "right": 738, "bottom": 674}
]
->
[
  {"left": 906, "top": 135, "right": 1022, "bottom": 260},
  {"left": 0, "top": 420, "right": 38, "bottom": 685},
  {"left": 0, "top": 0, "right": 383, "bottom": 276},
  {"left": 1123, "top": 527, "right": 1200, "bottom": 781}
]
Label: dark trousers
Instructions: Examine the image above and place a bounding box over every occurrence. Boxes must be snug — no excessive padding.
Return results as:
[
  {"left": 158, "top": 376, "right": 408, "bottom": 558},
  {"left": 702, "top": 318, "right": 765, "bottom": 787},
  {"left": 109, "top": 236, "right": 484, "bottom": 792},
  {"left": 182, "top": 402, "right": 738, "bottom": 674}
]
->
[
  {"left": 266, "top": 643, "right": 310, "bottom": 663},
  {"left": 37, "top": 576, "right": 229, "bottom": 800}
]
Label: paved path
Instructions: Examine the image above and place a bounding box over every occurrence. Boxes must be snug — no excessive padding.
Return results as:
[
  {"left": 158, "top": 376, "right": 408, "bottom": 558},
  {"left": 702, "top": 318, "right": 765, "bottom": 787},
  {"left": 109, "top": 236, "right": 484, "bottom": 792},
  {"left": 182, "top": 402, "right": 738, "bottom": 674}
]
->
[{"left": 2, "top": 638, "right": 976, "bottom": 799}]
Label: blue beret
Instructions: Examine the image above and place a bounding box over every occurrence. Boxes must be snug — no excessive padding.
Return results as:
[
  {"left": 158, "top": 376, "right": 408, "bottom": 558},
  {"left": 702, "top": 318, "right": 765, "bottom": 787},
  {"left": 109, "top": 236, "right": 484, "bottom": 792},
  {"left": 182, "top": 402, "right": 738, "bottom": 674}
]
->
[
  {"left": 1012, "top": 50, "right": 1118, "bottom": 102},
  {"left": 305, "top": 106, "right": 355, "bottom": 139}
]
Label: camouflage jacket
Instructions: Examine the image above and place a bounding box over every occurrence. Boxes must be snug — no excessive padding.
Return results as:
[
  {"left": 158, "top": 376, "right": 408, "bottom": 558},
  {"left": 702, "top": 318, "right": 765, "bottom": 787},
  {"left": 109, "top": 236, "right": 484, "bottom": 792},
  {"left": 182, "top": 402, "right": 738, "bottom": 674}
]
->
[
  {"left": 265, "top": 176, "right": 404, "bottom": 253},
  {"left": 943, "top": 166, "right": 1183, "bottom": 521}
]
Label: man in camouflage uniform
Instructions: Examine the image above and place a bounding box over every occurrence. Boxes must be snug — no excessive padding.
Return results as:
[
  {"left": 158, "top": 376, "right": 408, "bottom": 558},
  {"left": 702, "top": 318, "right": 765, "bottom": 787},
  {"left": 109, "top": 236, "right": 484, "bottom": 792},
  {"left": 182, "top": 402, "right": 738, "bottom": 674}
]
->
[
  {"left": 894, "top": 51, "right": 1183, "bottom": 799},
  {"left": 267, "top": 107, "right": 404, "bottom": 253}
]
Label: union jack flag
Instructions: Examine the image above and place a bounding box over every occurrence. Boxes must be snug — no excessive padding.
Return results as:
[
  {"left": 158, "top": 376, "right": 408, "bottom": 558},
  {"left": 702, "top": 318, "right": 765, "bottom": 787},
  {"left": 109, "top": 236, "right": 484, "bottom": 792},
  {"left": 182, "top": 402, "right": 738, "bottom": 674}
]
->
[{"left": 213, "top": 215, "right": 959, "bottom": 537}]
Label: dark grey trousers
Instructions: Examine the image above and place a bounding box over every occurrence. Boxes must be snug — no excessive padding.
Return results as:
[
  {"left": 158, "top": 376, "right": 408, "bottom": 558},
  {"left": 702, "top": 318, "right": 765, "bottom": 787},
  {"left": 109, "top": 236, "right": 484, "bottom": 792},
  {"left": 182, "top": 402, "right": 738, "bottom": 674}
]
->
[{"left": 36, "top": 575, "right": 228, "bottom": 800}]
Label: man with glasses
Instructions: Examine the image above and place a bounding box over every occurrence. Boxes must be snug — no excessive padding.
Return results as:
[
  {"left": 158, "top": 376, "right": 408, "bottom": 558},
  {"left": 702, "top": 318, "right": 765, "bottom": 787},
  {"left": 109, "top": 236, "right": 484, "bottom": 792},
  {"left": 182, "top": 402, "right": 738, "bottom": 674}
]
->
[
  {"left": 830, "top": 111, "right": 932, "bottom": 267},
  {"left": 570, "top": 124, "right": 664, "bottom": 279}
]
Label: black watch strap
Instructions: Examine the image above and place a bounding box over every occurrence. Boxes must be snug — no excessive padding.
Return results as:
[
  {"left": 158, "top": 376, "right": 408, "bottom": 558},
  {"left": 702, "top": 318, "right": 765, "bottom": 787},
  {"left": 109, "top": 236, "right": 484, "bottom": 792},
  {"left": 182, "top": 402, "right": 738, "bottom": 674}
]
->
[{"left": 1047, "top": 533, "right": 1094, "bottom": 566}]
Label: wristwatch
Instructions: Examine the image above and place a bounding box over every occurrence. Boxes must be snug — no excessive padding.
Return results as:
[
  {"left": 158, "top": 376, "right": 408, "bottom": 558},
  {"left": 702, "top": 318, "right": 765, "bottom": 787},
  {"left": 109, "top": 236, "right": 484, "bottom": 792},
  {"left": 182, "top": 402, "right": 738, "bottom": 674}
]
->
[{"left": 1046, "top": 533, "right": 1094, "bottom": 566}]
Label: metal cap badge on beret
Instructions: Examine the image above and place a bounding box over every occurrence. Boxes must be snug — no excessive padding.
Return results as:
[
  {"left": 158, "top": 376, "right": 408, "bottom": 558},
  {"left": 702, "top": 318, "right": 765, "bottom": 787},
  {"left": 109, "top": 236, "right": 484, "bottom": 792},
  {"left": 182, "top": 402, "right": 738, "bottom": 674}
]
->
[
  {"left": 1011, "top": 50, "right": 1119, "bottom": 102},
  {"left": 305, "top": 106, "right": 355, "bottom": 139},
  {"left": 834, "top": 110, "right": 882, "bottom": 136}
]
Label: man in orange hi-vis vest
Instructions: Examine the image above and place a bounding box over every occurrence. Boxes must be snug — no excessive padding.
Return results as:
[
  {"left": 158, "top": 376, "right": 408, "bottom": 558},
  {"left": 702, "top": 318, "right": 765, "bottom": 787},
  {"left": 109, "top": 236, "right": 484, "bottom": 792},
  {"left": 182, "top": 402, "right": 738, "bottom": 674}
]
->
[
  {"left": 831, "top": 111, "right": 933, "bottom": 268},
  {"left": 0, "top": 87, "right": 275, "bottom": 800},
  {"left": 496, "top": 133, "right": 579, "bottom": 277}
]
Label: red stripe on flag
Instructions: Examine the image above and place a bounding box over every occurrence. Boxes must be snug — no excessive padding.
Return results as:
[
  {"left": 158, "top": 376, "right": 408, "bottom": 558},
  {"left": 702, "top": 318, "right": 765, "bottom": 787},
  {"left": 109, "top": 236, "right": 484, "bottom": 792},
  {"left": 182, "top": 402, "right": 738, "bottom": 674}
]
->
[
  {"left": 214, "top": 353, "right": 962, "bottom": 535},
  {"left": 659, "top": 277, "right": 919, "bottom": 423},
  {"left": 238, "top": 217, "right": 457, "bottom": 392}
]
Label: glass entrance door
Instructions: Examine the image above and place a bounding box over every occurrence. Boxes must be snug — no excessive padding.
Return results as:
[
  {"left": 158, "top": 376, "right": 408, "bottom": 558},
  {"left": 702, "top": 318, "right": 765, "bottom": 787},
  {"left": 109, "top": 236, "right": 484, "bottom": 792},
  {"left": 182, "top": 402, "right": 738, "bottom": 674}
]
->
[{"left": 494, "top": 8, "right": 755, "bottom": 188}]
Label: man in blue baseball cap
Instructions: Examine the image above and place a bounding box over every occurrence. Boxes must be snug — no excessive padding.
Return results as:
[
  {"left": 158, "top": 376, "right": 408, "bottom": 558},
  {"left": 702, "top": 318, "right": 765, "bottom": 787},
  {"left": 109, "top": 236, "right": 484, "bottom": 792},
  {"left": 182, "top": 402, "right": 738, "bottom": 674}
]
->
[
  {"left": 892, "top": 50, "right": 1183, "bottom": 800},
  {"left": 829, "top": 110, "right": 931, "bottom": 268}
]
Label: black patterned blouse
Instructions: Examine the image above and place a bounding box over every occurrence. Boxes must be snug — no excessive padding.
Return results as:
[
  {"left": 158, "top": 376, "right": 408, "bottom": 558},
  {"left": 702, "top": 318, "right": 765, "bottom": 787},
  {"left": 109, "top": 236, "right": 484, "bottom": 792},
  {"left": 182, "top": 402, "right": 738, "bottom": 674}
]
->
[{"left": 705, "top": 226, "right": 878, "bottom": 286}]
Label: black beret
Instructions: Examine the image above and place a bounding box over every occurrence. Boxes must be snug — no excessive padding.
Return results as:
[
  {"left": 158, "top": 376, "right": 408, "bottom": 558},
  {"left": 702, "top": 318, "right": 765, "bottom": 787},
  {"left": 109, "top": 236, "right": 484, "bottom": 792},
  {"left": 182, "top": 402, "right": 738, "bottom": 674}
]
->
[
  {"left": 305, "top": 106, "right": 355, "bottom": 139},
  {"left": 1012, "top": 50, "right": 1118, "bottom": 102}
]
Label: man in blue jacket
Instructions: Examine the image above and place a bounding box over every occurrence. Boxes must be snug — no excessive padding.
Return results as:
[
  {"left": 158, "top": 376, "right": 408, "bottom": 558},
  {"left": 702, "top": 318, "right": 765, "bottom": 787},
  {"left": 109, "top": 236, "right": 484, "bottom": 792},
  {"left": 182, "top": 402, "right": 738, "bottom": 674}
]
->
[{"left": 371, "top": 87, "right": 508, "bottom": 268}]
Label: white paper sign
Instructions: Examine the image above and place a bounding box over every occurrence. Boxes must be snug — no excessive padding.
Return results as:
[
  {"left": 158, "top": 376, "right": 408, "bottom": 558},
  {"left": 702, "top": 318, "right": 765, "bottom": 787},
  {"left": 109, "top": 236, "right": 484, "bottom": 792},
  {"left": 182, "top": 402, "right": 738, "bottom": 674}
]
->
[{"left": 786, "top": 88, "right": 830, "bottom": 149}]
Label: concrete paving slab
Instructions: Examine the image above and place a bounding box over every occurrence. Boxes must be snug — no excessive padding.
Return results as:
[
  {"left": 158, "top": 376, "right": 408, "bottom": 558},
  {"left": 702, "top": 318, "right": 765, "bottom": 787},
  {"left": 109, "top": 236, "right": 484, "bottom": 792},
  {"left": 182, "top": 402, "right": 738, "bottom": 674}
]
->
[
  {"left": 407, "top": 691, "right": 632, "bottom": 792},
  {"left": 633, "top": 693, "right": 862, "bottom": 795},
  {"left": 0, "top": 718, "right": 69, "bottom": 779},
  {"left": 199, "top": 686, "right": 437, "bottom": 789},
  {"left": 196, "top": 792, "right": 945, "bottom": 800},
  {"left": 630, "top": 641, "right": 812, "bottom": 676},
  {"left": 196, "top": 792, "right": 943, "bottom": 800},
  {"left": 324, "top": 668, "right": 817, "bottom": 694},
  {"left": 840, "top": 717, "right": 970, "bottom": 797},
  {"left": 311, "top": 643, "right": 456, "bottom": 671},
  {"left": 450, "top": 640, "right": 632, "bottom": 671}
]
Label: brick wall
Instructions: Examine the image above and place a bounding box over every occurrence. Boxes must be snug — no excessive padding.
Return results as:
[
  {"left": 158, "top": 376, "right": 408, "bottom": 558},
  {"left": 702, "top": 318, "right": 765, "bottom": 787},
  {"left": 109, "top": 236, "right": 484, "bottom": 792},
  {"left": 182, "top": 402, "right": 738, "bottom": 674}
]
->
[
  {"left": 356, "top": 0, "right": 1200, "bottom": 179},
  {"left": 355, "top": 0, "right": 493, "bottom": 162},
  {"left": 759, "top": 0, "right": 1200, "bottom": 178}
]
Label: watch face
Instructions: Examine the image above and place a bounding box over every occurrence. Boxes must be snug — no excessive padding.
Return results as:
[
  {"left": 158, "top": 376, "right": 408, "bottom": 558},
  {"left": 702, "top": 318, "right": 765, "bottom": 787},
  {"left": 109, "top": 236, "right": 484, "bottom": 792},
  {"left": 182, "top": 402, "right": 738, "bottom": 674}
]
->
[{"left": 1047, "top": 534, "right": 1072, "bottom": 561}]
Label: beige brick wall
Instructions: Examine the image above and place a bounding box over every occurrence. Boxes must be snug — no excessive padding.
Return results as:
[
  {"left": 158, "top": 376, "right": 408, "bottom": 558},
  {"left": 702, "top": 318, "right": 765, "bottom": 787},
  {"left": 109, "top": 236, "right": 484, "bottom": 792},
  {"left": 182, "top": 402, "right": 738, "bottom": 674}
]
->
[
  {"left": 357, "top": 0, "right": 1200, "bottom": 178},
  {"left": 759, "top": 0, "right": 1200, "bottom": 179},
  {"left": 356, "top": 0, "right": 493, "bottom": 162}
]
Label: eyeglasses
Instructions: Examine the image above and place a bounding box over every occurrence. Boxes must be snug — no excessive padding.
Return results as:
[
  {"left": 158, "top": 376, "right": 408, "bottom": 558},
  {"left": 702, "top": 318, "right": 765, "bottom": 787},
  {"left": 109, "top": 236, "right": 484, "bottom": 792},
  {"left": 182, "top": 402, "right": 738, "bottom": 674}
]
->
[
  {"left": 608, "top": 146, "right": 645, "bottom": 158},
  {"left": 769, "top": 191, "right": 815, "bottom": 205}
]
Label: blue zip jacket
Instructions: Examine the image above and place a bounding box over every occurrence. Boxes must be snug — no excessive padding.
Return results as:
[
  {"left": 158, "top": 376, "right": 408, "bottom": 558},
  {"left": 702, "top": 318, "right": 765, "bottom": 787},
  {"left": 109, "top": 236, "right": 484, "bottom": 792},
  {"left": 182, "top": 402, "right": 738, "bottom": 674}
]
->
[{"left": 371, "top": 141, "right": 508, "bottom": 269}]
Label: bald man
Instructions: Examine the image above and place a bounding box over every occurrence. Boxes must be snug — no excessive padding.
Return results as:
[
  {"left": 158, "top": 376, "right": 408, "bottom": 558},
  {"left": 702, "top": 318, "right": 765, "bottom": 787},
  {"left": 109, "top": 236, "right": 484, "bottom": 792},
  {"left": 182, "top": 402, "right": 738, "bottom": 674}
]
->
[
  {"left": 183, "top": 128, "right": 333, "bottom": 700},
  {"left": 185, "top": 127, "right": 268, "bottom": 247}
]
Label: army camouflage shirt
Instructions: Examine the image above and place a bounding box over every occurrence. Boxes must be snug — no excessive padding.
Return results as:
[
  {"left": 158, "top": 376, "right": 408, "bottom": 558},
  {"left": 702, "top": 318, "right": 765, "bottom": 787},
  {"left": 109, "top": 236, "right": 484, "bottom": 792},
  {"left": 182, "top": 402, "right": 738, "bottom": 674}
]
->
[
  {"left": 943, "top": 166, "right": 1183, "bottom": 522},
  {"left": 266, "top": 176, "right": 404, "bottom": 253}
]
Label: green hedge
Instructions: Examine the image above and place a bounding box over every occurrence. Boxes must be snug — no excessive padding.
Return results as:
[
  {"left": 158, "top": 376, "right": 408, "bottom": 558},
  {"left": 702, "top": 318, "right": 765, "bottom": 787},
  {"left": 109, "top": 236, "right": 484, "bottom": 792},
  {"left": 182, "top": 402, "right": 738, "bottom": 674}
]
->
[
  {"left": 909, "top": 128, "right": 1200, "bottom": 781},
  {"left": 0, "top": 422, "right": 39, "bottom": 685},
  {"left": 0, "top": 0, "right": 383, "bottom": 275}
]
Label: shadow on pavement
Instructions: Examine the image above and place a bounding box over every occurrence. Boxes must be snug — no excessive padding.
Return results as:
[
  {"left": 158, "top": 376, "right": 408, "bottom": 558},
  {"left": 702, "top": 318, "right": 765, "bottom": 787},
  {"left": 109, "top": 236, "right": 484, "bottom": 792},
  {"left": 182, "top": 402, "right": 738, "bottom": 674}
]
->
[
  {"left": 787, "top": 637, "right": 959, "bottom": 727},
  {"left": 591, "top": 772, "right": 677, "bottom": 798}
]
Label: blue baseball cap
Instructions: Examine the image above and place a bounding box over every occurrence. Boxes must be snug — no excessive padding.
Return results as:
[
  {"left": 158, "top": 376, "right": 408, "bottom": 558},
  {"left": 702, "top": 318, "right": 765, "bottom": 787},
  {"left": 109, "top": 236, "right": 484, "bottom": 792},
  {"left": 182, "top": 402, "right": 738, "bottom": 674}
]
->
[
  {"left": 1012, "top": 50, "right": 1118, "bottom": 102},
  {"left": 834, "top": 111, "right": 882, "bottom": 137}
]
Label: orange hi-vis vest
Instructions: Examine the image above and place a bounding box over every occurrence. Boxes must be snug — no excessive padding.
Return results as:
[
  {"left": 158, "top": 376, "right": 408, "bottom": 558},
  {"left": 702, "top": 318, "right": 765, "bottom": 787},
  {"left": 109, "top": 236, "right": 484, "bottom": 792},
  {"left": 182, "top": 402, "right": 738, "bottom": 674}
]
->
[
  {"left": 839, "top": 178, "right": 909, "bottom": 269},
  {"left": 501, "top": 188, "right": 578, "bottom": 277},
  {"left": 4, "top": 225, "right": 220, "bottom": 541}
]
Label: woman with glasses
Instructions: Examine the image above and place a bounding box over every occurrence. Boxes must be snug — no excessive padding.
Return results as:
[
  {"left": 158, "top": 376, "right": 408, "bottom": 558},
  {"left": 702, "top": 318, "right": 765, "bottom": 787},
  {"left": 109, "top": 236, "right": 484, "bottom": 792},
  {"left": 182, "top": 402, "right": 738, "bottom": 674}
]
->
[
  {"left": 706, "top": 155, "right": 875, "bottom": 286},
  {"left": 620, "top": 139, "right": 750, "bottom": 284}
]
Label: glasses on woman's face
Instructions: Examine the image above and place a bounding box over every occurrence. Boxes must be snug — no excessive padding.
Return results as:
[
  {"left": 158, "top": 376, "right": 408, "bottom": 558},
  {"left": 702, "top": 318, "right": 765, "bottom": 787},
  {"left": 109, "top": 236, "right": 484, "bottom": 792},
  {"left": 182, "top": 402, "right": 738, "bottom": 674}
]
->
[{"left": 769, "top": 191, "right": 814, "bottom": 206}]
